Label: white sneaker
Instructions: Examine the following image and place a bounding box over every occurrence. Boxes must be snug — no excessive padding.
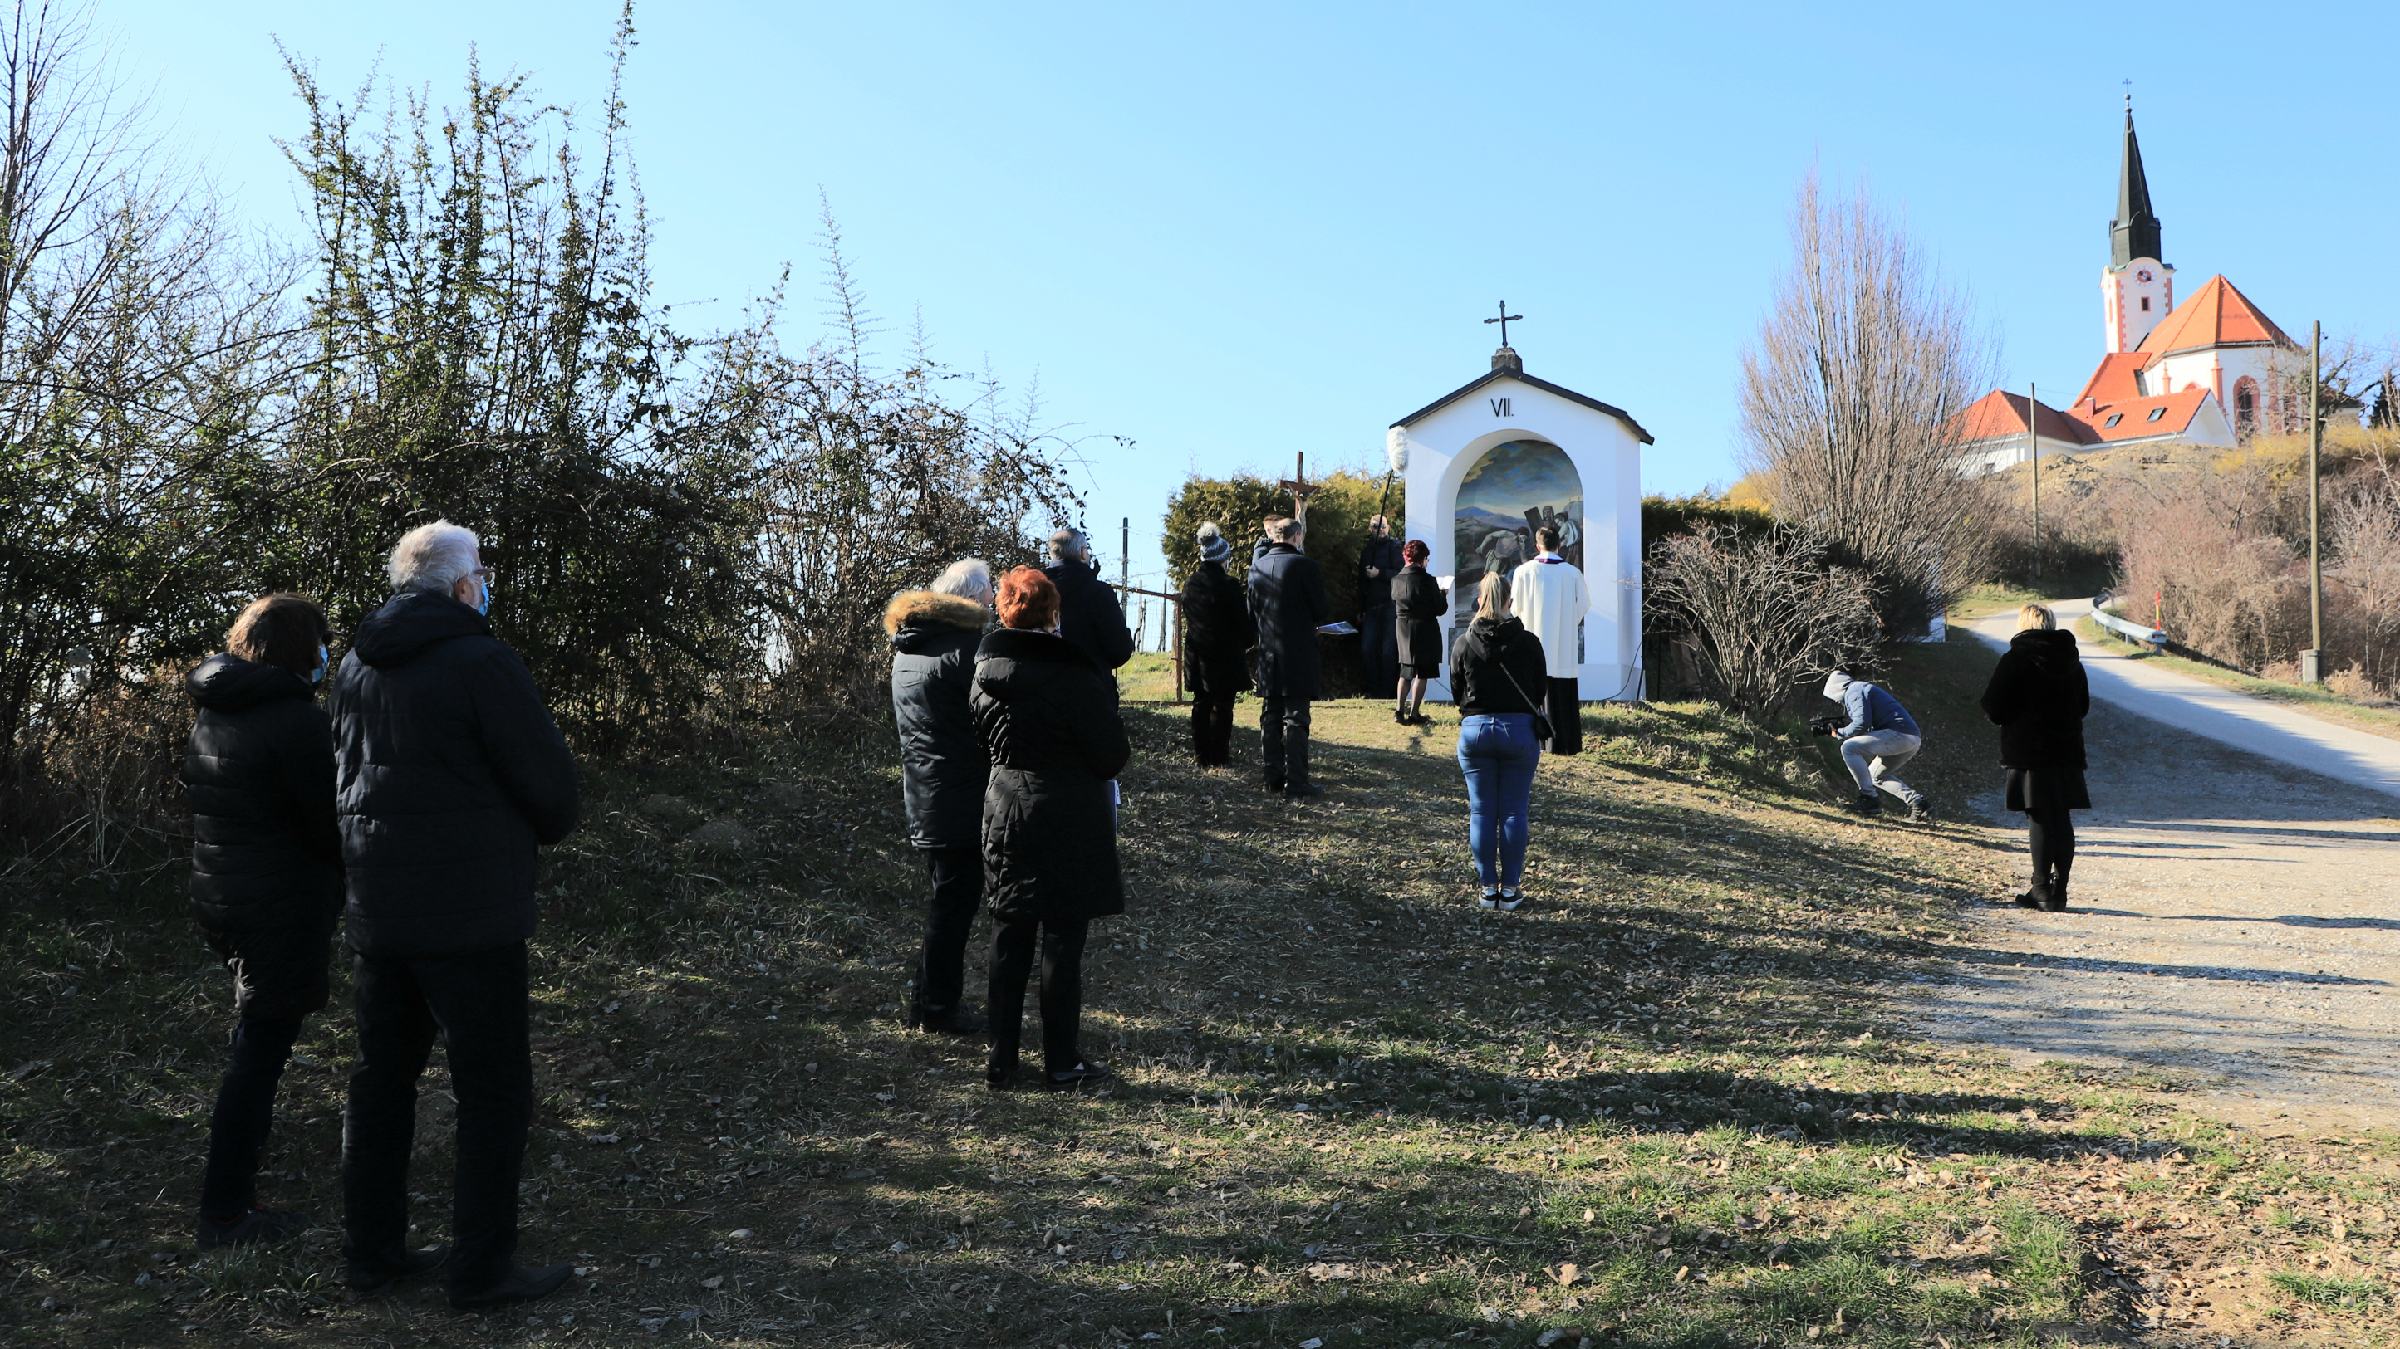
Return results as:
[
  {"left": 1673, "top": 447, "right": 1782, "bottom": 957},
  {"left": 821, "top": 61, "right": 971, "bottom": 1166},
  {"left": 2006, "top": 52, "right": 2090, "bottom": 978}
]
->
[
  {"left": 1478, "top": 891, "right": 1501, "bottom": 910},
  {"left": 1497, "top": 890, "right": 1524, "bottom": 911}
]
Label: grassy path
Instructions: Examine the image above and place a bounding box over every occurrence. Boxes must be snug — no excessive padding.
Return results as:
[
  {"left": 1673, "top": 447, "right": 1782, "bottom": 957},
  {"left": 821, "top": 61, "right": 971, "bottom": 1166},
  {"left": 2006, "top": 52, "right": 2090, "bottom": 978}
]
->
[{"left": 6, "top": 640, "right": 2398, "bottom": 1346}]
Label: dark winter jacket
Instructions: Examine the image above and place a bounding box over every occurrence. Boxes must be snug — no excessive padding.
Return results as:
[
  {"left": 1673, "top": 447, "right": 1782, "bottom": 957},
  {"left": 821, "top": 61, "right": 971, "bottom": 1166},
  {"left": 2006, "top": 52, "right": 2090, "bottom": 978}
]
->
[
  {"left": 183, "top": 655, "right": 342, "bottom": 934},
  {"left": 1979, "top": 628, "right": 2090, "bottom": 771},
  {"left": 972, "top": 627, "right": 1130, "bottom": 924},
  {"left": 1043, "top": 559, "right": 1136, "bottom": 673},
  {"left": 329, "top": 590, "right": 580, "bottom": 958},
  {"left": 1356, "top": 535, "right": 1404, "bottom": 612},
  {"left": 886, "top": 589, "right": 991, "bottom": 849},
  {"left": 1449, "top": 616, "right": 1549, "bottom": 718},
  {"left": 1391, "top": 566, "right": 1449, "bottom": 672},
  {"left": 1179, "top": 559, "right": 1253, "bottom": 698},
  {"left": 1247, "top": 543, "right": 1332, "bottom": 699}
]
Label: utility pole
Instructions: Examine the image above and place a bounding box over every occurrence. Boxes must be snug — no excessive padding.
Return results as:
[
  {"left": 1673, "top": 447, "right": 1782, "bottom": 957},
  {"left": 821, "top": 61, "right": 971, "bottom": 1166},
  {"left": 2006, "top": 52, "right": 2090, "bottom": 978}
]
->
[
  {"left": 2028, "top": 382, "right": 2040, "bottom": 580},
  {"left": 2305, "top": 321, "right": 2324, "bottom": 684},
  {"left": 1119, "top": 516, "right": 1130, "bottom": 596}
]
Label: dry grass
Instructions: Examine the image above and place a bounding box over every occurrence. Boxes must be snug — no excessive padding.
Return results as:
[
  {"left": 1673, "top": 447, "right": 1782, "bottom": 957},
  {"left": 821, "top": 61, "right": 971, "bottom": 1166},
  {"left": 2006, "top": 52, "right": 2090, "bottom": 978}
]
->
[{"left": 5, "top": 636, "right": 2397, "bottom": 1347}]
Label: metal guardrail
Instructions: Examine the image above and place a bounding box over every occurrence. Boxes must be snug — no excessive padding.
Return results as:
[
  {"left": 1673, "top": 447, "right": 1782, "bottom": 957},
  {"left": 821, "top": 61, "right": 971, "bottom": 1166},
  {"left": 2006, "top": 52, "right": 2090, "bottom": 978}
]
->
[{"left": 2089, "top": 595, "right": 2169, "bottom": 650}]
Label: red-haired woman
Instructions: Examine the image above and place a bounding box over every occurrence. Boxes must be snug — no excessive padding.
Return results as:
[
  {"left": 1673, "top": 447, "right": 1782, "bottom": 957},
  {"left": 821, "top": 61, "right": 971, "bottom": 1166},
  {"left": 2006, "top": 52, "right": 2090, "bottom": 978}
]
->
[
  {"left": 182, "top": 594, "right": 341, "bottom": 1248},
  {"left": 972, "top": 566, "right": 1130, "bottom": 1090},
  {"left": 1390, "top": 539, "right": 1447, "bottom": 726}
]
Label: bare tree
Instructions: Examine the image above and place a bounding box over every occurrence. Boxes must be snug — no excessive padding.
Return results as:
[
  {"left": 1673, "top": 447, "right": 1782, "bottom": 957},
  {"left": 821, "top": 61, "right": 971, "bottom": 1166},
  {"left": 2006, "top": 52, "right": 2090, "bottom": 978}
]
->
[
  {"left": 1738, "top": 171, "right": 1998, "bottom": 628},
  {"left": 0, "top": 0, "right": 292, "bottom": 828},
  {"left": 1646, "top": 523, "right": 1881, "bottom": 720}
]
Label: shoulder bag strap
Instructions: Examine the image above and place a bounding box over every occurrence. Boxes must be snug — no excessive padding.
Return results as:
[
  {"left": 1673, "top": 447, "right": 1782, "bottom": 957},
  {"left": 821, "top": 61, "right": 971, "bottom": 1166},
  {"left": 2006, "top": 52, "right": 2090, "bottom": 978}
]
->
[{"left": 1491, "top": 644, "right": 1553, "bottom": 744}]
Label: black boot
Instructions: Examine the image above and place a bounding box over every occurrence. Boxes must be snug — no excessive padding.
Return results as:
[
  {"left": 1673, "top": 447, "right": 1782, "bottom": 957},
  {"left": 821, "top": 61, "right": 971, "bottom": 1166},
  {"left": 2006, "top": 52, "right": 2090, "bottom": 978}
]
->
[
  {"left": 450, "top": 1263, "right": 573, "bottom": 1311},
  {"left": 905, "top": 1000, "right": 987, "bottom": 1034}
]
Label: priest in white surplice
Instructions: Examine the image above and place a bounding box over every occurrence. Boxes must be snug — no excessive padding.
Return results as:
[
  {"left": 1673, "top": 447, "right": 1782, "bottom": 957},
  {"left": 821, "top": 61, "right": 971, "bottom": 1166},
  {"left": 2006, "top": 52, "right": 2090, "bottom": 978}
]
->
[{"left": 1509, "top": 524, "right": 1588, "bottom": 754}]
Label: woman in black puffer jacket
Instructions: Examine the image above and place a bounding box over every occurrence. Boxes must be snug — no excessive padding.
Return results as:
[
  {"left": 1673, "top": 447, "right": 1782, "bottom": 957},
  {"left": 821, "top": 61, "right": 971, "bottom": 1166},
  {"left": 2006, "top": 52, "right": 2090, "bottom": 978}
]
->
[
  {"left": 181, "top": 593, "right": 341, "bottom": 1248},
  {"left": 1978, "top": 603, "right": 2091, "bottom": 912},
  {"left": 972, "top": 566, "right": 1130, "bottom": 1091}
]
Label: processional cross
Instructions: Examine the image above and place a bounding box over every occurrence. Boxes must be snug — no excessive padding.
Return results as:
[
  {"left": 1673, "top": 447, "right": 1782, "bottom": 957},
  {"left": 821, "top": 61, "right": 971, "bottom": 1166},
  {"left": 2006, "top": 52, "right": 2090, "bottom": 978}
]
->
[
  {"left": 1280, "top": 450, "right": 1320, "bottom": 524},
  {"left": 1485, "top": 300, "right": 1523, "bottom": 346}
]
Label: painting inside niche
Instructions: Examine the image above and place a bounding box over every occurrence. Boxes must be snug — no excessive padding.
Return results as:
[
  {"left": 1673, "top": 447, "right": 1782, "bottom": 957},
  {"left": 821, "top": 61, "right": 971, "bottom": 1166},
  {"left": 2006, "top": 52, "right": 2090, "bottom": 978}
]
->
[{"left": 1451, "top": 439, "right": 1582, "bottom": 597}]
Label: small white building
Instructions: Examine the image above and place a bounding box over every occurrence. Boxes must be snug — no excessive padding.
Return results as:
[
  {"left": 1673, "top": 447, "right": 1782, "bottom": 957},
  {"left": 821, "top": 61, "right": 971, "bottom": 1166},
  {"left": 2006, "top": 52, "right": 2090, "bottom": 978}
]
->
[
  {"left": 1387, "top": 344, "right": 1652, "bottom": 702},
  {"left": 1957, "top": 390, "right": 2096, "bottom": 476}
]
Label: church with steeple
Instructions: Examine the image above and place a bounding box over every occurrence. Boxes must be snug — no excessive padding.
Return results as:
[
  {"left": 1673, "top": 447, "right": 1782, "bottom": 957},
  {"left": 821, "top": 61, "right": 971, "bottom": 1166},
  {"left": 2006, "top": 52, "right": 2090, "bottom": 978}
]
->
[{"left": 1960, "top": 101, "right": 2304, "bottom": 473}]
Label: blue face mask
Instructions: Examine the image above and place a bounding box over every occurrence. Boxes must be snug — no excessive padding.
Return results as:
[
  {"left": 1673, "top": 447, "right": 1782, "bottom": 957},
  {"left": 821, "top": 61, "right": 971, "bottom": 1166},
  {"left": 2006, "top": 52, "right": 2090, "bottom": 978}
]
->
[
  {"left": 311, "top": 645, "right": 329, "bottom": 686},
  {"left": 476, "top": 579, "right": 491, "bottom": 616}
]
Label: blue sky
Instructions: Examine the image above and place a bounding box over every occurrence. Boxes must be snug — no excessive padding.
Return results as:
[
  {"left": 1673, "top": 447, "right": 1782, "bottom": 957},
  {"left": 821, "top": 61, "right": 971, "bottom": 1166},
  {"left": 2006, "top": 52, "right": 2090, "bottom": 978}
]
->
[{"left": 106, "top": 1, "right": 2400, "bottom": 596}]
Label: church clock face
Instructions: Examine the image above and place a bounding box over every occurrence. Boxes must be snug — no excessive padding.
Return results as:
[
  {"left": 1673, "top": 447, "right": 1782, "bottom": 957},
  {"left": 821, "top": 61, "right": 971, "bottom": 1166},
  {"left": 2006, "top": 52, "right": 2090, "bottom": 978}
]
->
[{"left": 2136, "top": 269, "right": 2153, "bottom": 282}]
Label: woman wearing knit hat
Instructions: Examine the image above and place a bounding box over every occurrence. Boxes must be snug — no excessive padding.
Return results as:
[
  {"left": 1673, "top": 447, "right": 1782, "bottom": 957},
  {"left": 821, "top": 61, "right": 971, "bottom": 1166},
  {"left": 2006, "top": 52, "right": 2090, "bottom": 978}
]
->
[
  {"left": 1390, "top": 539, "right": 1446, "bottom": 726},
  {"left": 1179, "top": 522, "right": 1252, "bottom": 767},
  {"left": 971, "top": 566, "right": 1129, "bottom": 1090}
]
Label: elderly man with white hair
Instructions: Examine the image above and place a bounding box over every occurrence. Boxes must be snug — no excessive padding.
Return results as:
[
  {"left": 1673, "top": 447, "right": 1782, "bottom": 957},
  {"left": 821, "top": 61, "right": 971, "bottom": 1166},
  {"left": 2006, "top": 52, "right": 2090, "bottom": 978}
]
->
[
  {"left": 329, "top": 518, "right": 580, "bottom": 1310},
  {"left": 883, "top": 558, "right": 996, "bottom": 1034},
  {"left": 1041, "top": 527, "right": 1135, "bottom": 675}
]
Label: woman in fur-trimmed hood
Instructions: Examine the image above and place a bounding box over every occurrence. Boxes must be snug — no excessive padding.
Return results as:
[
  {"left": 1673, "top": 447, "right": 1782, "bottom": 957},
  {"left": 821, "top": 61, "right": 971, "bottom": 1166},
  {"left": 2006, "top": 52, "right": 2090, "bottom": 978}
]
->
[{"left": 886, "top": 563, "right": 996, "bottom": 1034}]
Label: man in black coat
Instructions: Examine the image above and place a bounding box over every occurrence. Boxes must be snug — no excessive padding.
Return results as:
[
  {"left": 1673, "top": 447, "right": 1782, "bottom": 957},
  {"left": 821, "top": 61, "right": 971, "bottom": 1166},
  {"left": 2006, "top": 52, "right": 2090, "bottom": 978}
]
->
[
  {"left": 330, "top": 519, "right": 580, "bottom": 1310},
  {"left": 1248, "top": 516, "right": 1332, "bottom": 798},
  {"left": 182, "top": 595, "right": 342, "bottom": 1249},
  {"left": 1042, "top": 528, "right": 1135, "bottom": 675},
  {"left": 1355, "top": 514, "right": 1403, "bottom": 702},
  {"left": 1179, "top": 522, "right": 1253, "bottom": 767},
  {"left": 885, "top": 563, "right": 993, "bottom": 1033}
]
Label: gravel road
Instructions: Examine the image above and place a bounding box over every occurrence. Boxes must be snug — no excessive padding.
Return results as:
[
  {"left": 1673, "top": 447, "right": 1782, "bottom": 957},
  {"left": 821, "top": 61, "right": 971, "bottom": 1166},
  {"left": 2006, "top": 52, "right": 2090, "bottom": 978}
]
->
[{"left": 1917, "top": 664, "right": 2400, "bottom": 1132}]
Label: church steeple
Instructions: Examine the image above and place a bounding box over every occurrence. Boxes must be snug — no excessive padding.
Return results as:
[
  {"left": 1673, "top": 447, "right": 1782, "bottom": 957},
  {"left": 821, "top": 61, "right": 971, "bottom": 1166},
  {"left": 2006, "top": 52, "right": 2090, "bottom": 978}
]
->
[
  {"left": 2110, "top": 101, "right": 2162, "bottom": 267},
  {"left": 2099, "top": 97, "right": 2175, "bottom": 354}
]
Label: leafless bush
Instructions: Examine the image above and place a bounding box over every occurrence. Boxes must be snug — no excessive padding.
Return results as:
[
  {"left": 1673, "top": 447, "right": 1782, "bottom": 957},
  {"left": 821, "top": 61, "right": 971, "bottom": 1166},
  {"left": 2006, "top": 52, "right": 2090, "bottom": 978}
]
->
[
  {"left": 1646, "top": 524, "right": 1882, "bottom": 720},
  {"left": 2329, "top": 457, "right": 2400, "bottom": 692},
  {"left": 1739, "top": 172, "right": 1998, "bottom": 630}
]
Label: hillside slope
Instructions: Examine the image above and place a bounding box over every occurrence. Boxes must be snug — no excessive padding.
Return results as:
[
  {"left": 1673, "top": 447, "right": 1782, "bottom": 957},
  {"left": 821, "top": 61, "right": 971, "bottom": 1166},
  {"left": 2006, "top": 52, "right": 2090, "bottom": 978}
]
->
[{"left": 4, "top": 636, "right": 2395, "bottom": 1347}]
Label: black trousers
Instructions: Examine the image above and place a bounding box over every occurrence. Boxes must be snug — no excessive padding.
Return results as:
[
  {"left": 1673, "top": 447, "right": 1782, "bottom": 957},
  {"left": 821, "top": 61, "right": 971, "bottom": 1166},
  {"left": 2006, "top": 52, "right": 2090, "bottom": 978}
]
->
[
  {"left": 343, "top": 941, "right": 532, "bottom": 1293},
  {"left": 1544, "top": 677, "right": 1583, "bottom": 756},
  {"left": 2028, "top": 805, "right": 2075, "bottom": 892},
  {"left": 199, "top": 1013, "right": 306, "bottom": 1219},
  {"left": 1358, "top": 606, "right": 1397, "bottom": 699},
  {"left": 988, "top": 917, "right": 1090, "bottom": 1076},
  {"left": 1259, "top": 694, "right": 1312, "bottom": 788},
  {"left": 1190, "top": 689, "right": 1237, "bottom": 766},
  {"left": 915, "top": 844, "right": 981, "bottom": 1015}
]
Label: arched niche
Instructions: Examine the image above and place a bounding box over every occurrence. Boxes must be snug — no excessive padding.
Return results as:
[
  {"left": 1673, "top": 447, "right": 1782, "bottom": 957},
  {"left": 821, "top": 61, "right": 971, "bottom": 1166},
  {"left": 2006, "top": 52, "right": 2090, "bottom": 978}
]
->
[{"left": 1448, "top": 438, "right": 1583, "bottom": 600}]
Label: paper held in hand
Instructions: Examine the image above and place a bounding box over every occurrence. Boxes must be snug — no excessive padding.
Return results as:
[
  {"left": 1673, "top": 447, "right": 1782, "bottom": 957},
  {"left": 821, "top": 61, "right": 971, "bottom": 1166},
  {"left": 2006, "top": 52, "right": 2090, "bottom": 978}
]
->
[
  {"left": 1316, "top": 621, "right": 1358, "bottom": 637},
  {"left": 1434, "top": 575, "right": 1455, "bottom": 591}
]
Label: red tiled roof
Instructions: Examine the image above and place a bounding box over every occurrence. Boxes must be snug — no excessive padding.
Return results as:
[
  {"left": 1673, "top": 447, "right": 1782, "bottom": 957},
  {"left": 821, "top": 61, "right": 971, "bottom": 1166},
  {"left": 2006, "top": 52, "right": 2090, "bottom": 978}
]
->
[
  {"left": 2066, "top": 386, "right": 2212, "bottom": 443},
  {"left": 1957, "top": 389, "right": 2093, "bottom": 444},
  {"left": 2074, "top": 352, "right": 2148, "bottom": 406},
  {"left": 2136, "top": 274, "right": 2295, "bottom": 363}
]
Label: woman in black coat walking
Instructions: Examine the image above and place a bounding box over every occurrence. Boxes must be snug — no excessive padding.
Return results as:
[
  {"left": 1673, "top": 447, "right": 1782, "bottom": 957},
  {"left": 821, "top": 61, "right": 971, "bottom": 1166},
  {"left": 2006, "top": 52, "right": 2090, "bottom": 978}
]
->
[
  {"left": 973, "top": 566, "right": 1132, "bottom": 1090},
  {"left": 1978, "top": 603, "right": 2091, "bottom": 912},
  {"left": 1390, "top": 538, "right": 1447, "bottom": 725},
  {"left": 1179, "top": 522, "right": 1252, "bottom": 767},
  {"left": 181, "top": 594, "right": 341, "bottom": 1248}
]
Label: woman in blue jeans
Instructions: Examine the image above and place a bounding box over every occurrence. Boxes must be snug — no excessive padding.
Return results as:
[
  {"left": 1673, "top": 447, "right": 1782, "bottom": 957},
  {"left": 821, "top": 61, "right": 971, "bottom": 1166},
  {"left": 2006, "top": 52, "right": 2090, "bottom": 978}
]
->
[{"left": 1447, "top": 572, "right": 1549, "bottom": 909}]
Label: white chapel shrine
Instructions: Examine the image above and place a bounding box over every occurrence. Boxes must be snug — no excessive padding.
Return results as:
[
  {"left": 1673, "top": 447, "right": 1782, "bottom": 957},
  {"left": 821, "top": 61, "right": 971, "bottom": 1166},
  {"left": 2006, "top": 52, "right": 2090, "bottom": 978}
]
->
[{"left": 1386, "top": 337, "right": 1653, "bottom": 703}]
